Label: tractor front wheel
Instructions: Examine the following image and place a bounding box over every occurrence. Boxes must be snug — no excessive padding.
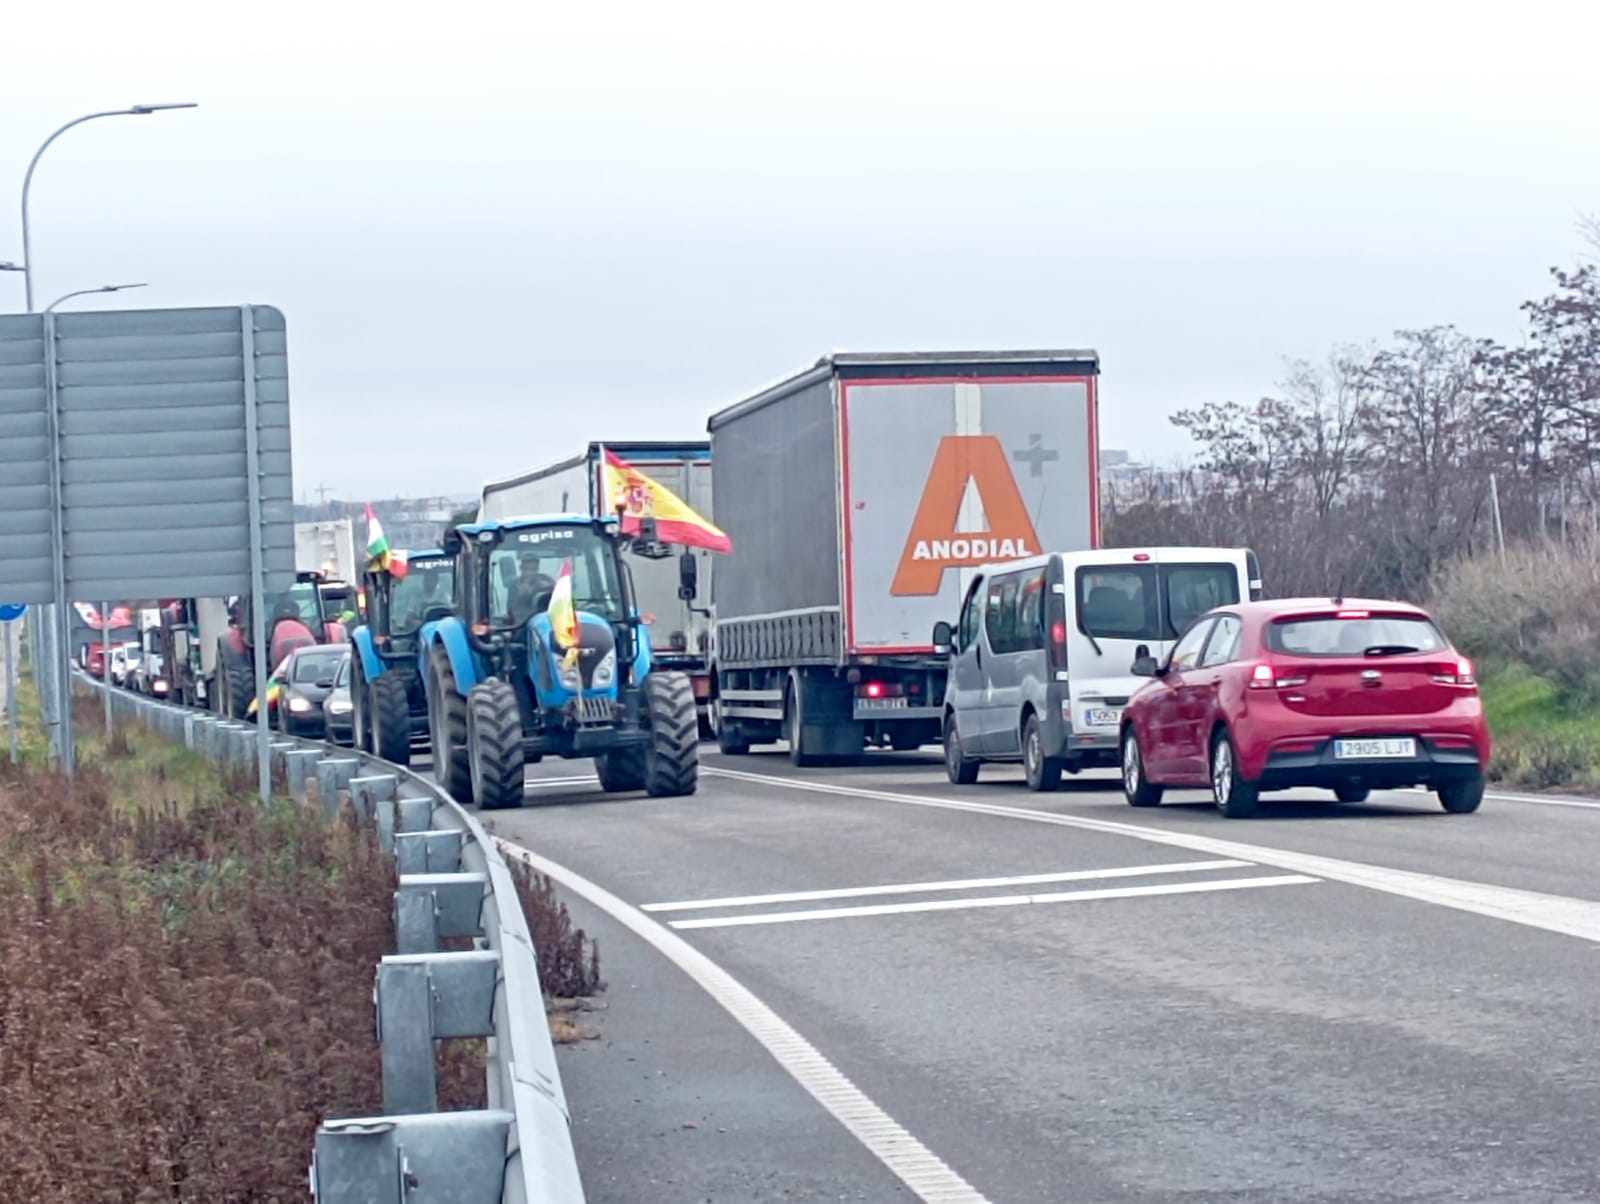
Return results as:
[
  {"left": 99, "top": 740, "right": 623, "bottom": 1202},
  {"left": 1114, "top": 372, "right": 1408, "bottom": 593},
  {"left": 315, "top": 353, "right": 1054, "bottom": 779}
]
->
[
  {"left": 644, "top": 671, "right": 700, "bottom": 797},
  {"left": 225, "top": 663, "right": 254, "bottom": 721},
  {"left": 372, "top": 673, "right": 413, "bottom": 766},
  {"left": 468, "top": 679, "right": 525, "bottom": 810},
  {"left": 426, "top": 644, "right": 474, "bottom": 803}
]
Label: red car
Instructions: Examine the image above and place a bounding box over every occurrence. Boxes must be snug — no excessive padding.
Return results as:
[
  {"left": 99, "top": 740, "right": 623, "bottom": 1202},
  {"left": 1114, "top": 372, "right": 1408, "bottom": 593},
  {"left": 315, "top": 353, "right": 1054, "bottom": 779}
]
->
[{"left": 1119, "top": 598, "right": 1489, "bottom": 818}]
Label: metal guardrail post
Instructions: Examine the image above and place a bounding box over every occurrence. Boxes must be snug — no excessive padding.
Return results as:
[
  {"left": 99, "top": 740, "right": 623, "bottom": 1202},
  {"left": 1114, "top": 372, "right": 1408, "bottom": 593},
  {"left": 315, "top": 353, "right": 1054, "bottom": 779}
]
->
[{"left": 72, "top": 672, "right": 587, "bottom": 1204}]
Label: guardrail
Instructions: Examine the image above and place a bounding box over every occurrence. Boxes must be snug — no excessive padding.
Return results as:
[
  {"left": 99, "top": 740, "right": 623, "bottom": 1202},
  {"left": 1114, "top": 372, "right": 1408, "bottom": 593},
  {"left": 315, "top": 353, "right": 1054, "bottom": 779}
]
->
[{"left": 81, "top": 674, "right": 587, "bottom": 1204}]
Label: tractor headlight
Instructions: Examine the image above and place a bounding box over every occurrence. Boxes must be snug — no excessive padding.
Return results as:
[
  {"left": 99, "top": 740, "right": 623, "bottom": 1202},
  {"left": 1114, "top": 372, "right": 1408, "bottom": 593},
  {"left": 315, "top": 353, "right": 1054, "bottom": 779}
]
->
[
  {"left": 593, "top": 648, "right": 616, "bottom": 689},
  {"left": 558, "top": 660, "right": 581, "bottom": 692}
]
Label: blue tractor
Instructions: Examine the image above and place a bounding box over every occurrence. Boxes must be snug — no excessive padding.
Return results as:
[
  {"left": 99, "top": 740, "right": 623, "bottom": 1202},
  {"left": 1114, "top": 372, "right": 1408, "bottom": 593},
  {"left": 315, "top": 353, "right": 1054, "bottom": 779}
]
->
[
  {"left": 347, "top": 550, "right": 456, "bottom": 765},
  {"left": 418, "top": 514, "right": 700, "bottom": 809}
]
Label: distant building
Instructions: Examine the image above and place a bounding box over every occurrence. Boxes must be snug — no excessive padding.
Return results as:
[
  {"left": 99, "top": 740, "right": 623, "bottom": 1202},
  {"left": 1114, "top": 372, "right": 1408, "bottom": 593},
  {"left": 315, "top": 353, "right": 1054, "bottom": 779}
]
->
[{"left": 294, "top": 495, "right": 459, "bottom": 553}]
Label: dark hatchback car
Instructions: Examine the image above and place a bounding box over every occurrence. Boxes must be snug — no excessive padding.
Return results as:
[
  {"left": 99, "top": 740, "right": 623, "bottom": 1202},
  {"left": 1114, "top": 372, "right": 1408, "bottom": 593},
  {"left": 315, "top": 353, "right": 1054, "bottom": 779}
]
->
[{"left": 277, "top": 646, "right": 350, "bottom": 738}]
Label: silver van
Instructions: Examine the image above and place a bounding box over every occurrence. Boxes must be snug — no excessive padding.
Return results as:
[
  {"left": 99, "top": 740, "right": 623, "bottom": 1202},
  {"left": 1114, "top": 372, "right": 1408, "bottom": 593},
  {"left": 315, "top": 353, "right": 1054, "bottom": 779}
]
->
[{"left": 933, "top": 547, "right": 1263, "bottom": 790}]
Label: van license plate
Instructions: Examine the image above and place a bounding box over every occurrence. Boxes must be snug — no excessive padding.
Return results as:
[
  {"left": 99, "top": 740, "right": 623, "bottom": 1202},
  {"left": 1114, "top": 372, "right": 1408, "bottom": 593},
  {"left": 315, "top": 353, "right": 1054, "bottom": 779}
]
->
[
  {"left": 1334, "top": 738, "right": 1416, "bottom": 759},
  {"left": 859, "top": 697, "right": 909, "bottom": 710},
  {"left": 1084, "top": 707, "right": 1121, "bottom": 728}
]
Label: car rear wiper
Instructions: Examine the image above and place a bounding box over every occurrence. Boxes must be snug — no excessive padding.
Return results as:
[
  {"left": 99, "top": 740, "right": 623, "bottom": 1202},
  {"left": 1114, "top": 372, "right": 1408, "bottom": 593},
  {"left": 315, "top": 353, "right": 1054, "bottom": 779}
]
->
[
  {"left": 1081, "top": 628, "right": 1104, "bottom": 656},
  {"left": 1363, "top": 644, "right": 1420, "bottom": 657}
]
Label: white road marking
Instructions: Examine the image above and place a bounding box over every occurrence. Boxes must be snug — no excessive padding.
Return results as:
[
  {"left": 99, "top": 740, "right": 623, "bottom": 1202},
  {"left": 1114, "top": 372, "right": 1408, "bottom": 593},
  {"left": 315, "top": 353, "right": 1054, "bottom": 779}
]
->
[
  {"left": 523, "top": 774, "right": 600, "bottom": 788},
  {"left": 496, "top": 838, "right": 993, "bottom": 1204},
  {"left": 642, "top": 858, "right": 1255, "bottom": 913},
  {"left": 1484, "top": 790, "right": 1600, "bottom": 811},
  {"left": 705, "top": 768, "right": 1600, "bottom": 945},
  {"left": 668, "top": 874, "right": 1317, "bottom": 930}
]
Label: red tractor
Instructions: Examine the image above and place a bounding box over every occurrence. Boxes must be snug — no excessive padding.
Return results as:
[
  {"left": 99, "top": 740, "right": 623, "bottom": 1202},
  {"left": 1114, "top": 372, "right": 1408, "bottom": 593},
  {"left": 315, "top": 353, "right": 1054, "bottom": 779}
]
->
[{"left": 214, "top": 570, "right": 355, "bottom": 719}]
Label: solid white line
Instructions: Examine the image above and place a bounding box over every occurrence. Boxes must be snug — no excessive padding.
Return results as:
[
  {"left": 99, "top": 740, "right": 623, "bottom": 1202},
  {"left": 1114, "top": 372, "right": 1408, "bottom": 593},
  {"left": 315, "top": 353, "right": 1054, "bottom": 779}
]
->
[
  {"left": 495, "top": 838, "right": 993, "bottom": 1204},
  {"left": 668, "top": 874, "right": 1317, "bottom": 930},
  {"left": 705, "top": 767, "right": 1600, "bottom": 945},
  {"left": 641, "top": 859, "right": 1254, "bottom": 913},
  {"left": 1484, "top": 791, "right": 1600, "bottom": 811},
  {"left": 523, "top": 774, "right": 600, "bottom": 788}
]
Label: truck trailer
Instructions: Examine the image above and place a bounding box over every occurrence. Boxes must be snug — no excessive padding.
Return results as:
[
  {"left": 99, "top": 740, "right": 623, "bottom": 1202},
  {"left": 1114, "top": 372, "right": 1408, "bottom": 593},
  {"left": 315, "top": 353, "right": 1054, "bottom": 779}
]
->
[
  {"left": 295, "top": 520, "right": 358, "bottom": 583},
  {"left": 707, "top": 350, "right": 1101, "bottom": 764},
  {"left": 478, "top": 441, "right": 716, "bottom": 733}
]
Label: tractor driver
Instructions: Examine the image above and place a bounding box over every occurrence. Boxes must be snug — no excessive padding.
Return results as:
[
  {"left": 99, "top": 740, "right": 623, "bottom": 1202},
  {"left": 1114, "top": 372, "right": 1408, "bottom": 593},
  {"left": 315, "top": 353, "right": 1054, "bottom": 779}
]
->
[{"left": 506, "top": 554, "right": 554, "bottom": 628}]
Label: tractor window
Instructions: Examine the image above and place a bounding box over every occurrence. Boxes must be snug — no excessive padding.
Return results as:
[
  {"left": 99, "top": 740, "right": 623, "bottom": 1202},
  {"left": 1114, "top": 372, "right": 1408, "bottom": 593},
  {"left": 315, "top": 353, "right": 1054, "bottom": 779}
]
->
[
  {"left": 490, "top": 527, "right": 625, "bottom": 629},
  {"left": 388, "top": 560, "right": 456, "bottom": 635},
  {"left": 273, "top": 583, "right": 322, "bottom": 628}
]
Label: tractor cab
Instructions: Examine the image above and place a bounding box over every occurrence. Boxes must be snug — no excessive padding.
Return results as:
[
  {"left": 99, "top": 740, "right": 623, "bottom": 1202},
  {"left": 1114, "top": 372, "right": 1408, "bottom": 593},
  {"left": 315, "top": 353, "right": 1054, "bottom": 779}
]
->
[
  {"left": 367, "top": 552, "right": 455, "bottom": 649},
  {"left": 443, "top": 514, "right": 644, "bottom": 713}
]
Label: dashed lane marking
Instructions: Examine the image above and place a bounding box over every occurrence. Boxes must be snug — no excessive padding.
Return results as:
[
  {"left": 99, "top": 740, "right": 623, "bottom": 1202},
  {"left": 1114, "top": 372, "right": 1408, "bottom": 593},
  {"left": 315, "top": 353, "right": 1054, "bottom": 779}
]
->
[
  {"left": 705, "top": 767, "right": 1600, "bottom": 946},
  {"left": 666, "top": 874, "right": 1318, "bottom": 930},
  {"left": 641, "top": 859, "right": 1255, "bottom": 912}
]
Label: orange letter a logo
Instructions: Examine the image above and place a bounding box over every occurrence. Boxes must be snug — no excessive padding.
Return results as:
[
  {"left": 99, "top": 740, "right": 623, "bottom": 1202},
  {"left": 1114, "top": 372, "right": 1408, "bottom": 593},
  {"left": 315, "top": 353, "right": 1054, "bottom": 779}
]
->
[{"left": 889, "top": 435, "right": 1043, "bottom": 596}]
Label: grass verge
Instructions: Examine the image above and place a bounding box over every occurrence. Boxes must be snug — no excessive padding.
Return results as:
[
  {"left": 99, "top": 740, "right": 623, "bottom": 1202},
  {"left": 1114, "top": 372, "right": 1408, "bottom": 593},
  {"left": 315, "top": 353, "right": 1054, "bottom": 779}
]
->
[{"left": 1480, "top": 662, "right": 1600, "bottom": 792}]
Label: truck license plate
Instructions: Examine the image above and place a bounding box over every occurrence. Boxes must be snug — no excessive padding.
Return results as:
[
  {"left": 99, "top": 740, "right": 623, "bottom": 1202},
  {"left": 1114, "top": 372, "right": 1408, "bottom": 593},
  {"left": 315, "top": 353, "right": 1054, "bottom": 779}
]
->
[
  {"left": 1084, "top": 707, "right": 1121, "bottom": 728},
  {"left": 859, "top": 697, "right": 909, "bottom": 710},
  {"left": 1334, "top": 737, "right": 1416, "bottom": 760}
]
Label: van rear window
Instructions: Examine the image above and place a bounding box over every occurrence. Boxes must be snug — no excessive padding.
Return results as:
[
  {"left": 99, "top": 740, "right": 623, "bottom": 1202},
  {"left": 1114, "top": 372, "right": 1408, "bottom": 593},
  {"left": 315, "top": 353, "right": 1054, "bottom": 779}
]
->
[
  {"left": 1076, "top": 563, "right": 1241, "bottom": 641},
  {"left": 1267, "top": 614, "right": 1446, "bottom": 657}
]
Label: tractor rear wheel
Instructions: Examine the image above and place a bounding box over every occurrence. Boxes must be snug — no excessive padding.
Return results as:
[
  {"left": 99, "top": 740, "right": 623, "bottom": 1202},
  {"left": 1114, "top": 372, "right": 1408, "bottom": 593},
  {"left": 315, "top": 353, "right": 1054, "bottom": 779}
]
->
[
  {"left": 644, "top": 671, "right": 699, "bottom": 797},
  {"left": 468, "top": 679, "right": 525, "bottom": 810},
  {"left": 427, "top": 644, "right": 473, "bottom": 803},
  {"left": 373, "top": 673, "right": 413, "bottom": 766},
  {"left": 226, "top": 663, "right": 254, "bottom": 721}
]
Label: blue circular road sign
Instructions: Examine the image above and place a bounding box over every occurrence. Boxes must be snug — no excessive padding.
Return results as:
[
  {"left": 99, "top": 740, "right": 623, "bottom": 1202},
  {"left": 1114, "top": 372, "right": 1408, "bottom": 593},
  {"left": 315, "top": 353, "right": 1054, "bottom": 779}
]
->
[{"left": 0, "top": 603, "right": 26, "bottom": 622}]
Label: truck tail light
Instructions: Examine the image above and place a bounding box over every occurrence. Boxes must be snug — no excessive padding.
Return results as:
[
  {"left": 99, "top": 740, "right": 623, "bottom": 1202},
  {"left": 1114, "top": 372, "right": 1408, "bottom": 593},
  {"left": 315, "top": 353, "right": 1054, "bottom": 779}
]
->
[{"left": 857, "top": 681, "right": 904, "bottom": 699}]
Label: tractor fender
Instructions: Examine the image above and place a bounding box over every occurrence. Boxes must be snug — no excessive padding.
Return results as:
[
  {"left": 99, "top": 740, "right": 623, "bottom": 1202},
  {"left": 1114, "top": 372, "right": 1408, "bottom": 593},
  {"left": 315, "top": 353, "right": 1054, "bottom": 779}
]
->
[
  {"left": 418, "top": 616, "right": 480, "bottom": 698},
  {"left": 351, "top": 625, "right": 385, "bottom": 682},
  {"left": 220, "top": 627, "right": 248, "bottom": 664}
]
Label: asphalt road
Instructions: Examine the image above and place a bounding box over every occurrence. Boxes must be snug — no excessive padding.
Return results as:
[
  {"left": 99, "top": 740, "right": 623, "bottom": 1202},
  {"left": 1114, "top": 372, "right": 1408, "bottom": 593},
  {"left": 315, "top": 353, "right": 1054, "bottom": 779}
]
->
[{"left": 466, "top": 748, "right": 1600, "bottom": 1204}]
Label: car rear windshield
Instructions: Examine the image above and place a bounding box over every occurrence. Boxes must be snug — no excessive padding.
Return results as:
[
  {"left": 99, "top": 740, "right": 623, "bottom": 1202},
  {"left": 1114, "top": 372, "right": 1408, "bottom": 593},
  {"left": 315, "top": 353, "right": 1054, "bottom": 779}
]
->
[
  {"left": 1077, "top": 562, "right": 1242, "bottom": 642},
  {"left": 292, "top": 652, "right": 345, "bottom": 683},
  {"left": 1266, "top": 614, "right": 1448, "bottom": 657}
]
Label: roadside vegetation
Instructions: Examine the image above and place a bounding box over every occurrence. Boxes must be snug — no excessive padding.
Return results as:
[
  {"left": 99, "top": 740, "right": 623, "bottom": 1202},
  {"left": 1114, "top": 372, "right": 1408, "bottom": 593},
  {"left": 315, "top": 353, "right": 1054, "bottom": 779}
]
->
[
  {"left": 1103, "top": 222, "right": 1600, "bottom": 789},
  {"left": 0, "top": 669, "right": 601, "bottom": 1199}
]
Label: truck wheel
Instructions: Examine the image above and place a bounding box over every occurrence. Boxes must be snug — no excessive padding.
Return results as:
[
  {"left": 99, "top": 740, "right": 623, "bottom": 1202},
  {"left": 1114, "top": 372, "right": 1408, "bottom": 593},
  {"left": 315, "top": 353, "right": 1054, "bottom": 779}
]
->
[
  {"left": 226, "top": 663, "right": 254, "bottom": 722},
  {"left": 711, "top": 696, "right": 750, "bottom": 755},
  {"left": 468, "top": 679, "right": 525, "bottom": 810},
  {"left": 595, "top": 747, "right": 646, "bottom": 793},
  {"left": 784, "top": 680, "right": 821, "bottom": 767},
  {"left": 372, "top": 673, "right": 413, "bottom": 767},
  {"left": 427, "top": 644, "right": 474, "bottom": 803},
  {"left": 643, "top": 671, "right": 699, "bottom": 797}
]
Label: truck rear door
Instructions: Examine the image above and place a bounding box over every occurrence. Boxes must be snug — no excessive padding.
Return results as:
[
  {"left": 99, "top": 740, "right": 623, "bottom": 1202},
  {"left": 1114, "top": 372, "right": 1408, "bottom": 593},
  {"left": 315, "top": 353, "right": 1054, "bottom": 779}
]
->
[{"left": 841, "top": 372, "right": 1097, "bottom": 655}]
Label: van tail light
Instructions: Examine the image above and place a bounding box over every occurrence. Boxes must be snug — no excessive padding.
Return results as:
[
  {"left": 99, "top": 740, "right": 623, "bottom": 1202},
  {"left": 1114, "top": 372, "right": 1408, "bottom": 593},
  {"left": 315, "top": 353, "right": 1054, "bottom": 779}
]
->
[
  {"left": 1431, "top": 657, "right": 1477, "bottom": 688},
  {"left": 1249, "top": 664, "right": 1308, "bottom": 690},
  {"left": 1047, "top": 593, "right": 1068, "bottom": 672}
]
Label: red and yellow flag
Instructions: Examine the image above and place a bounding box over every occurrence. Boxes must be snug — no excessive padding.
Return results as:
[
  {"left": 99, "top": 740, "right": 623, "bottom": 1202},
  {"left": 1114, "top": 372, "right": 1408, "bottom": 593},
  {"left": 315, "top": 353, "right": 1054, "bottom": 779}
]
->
[
  {"left": 600, "top": 448, "right": 732, "bottom": 554},
  {"left": 546, "top": 560, "right": 581, "bottom": 669}
]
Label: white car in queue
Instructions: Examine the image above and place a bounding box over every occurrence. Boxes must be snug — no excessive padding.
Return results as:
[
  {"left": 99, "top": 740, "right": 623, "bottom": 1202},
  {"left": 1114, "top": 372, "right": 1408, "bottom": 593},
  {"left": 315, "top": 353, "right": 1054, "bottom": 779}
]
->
[{"left": 934, "top": 546, "right": 1264, "bottom": 790}]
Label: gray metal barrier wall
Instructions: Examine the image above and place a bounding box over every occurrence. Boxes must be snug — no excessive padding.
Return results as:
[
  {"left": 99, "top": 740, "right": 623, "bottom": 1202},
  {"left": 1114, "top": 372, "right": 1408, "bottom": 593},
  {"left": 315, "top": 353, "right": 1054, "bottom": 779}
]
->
[{"left": 82, "top": 674, "right": 588, "bottom": 1204}]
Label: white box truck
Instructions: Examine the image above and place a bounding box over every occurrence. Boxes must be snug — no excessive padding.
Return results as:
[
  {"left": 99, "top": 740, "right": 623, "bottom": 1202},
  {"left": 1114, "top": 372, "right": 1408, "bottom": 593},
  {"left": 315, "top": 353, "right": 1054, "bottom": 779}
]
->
[
  {"left": 707, "top": 350, "right": 1102, "bottom": 764},
  {"left": 295, "top": 520, "right": 357, "bottom": 583}
]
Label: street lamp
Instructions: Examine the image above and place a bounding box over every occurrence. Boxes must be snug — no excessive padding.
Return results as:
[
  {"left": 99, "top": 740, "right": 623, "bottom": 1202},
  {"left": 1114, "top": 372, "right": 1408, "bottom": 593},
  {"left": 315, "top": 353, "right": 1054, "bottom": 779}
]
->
[
  {"left": 45, "top": 282, "right": 148, "bottom": 312},
  {"left": 19, "top": 102, "right": 197, "bottom": 312}
]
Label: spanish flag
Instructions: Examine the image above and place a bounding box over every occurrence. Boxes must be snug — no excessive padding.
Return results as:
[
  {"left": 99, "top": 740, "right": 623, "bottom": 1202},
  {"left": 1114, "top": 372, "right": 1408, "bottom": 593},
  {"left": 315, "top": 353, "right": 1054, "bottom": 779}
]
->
[
  {"left": 546, "top": 559, "right": 581, "bottom": 670},
  {"left": 600, "top": 447, "right": 732, "bottom": 554}
]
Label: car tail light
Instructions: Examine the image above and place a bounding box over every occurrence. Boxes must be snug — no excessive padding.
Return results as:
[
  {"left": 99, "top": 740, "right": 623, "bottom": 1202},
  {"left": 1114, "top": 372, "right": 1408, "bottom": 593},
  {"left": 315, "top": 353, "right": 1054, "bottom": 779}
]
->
[
  {"left": 1249, "top": 663, "right": 1308, "bottom": 690},
  {"left": 1431, "top": 657, "right": 1477, "bottom": 687}
]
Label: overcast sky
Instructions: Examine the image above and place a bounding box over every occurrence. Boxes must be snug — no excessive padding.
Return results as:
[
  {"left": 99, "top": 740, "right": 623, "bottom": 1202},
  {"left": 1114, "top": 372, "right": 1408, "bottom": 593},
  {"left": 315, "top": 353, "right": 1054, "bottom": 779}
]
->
[{"left": 5, "top": 0, "right": 1598, "bottom": 503}]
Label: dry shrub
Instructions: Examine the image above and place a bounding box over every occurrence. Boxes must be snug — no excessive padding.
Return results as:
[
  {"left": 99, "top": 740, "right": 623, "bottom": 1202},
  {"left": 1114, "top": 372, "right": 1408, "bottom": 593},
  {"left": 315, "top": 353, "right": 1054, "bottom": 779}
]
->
[
  {"left": 1430, "top": 535, "right": 1600, "bottom": 696},
  {"left": 0, "top": 745, "right": 479, "bottom": 1202},
  {"left": 508, "top": 858, "right": 603, "bottom": 999}
]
